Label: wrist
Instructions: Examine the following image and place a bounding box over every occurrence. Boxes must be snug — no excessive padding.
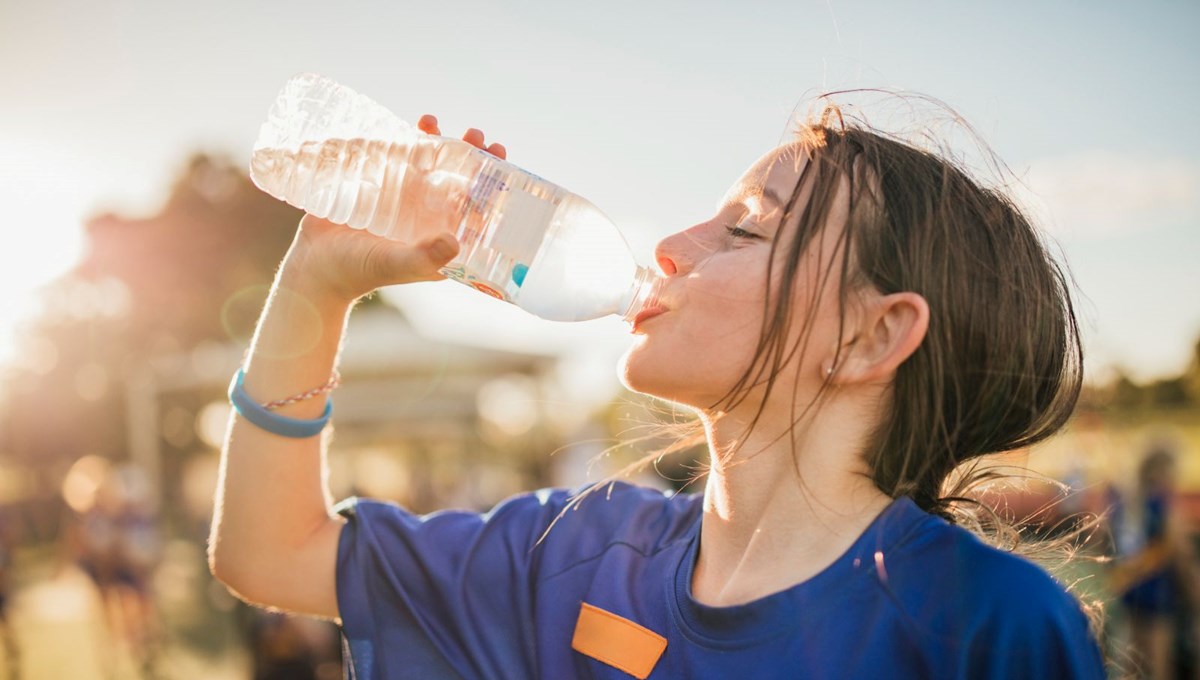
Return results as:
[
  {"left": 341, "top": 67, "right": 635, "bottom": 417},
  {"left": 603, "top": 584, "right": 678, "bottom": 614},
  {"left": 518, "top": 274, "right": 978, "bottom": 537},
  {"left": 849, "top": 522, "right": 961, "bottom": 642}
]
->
[
  {"left": 246, "top": 244, "right": 354, "bottom": 371},
  {"left": 276, "top": 239, "right": 358, "bottom": 312}
]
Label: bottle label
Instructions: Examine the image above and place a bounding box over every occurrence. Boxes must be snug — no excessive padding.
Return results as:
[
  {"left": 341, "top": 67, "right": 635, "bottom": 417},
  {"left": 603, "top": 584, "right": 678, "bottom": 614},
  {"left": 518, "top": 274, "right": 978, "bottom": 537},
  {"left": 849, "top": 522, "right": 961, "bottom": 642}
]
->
[
  {"left": 469, "top": 281, "right": 506, "bottom": 300},
  {"left": 439, "top": 263, "right": 512, "bottom": 302},
  {"left": 466, "top": 162, "right": 557, "bottom": 273},
  {"left": 468, "top": 170, "right": 507, "bottom": 210},
  {"left": 486, "top": 183, "right": 555, "bottom": 266},
  {"left": 452, "top": 152, "right": 562, "bottom": 306}
]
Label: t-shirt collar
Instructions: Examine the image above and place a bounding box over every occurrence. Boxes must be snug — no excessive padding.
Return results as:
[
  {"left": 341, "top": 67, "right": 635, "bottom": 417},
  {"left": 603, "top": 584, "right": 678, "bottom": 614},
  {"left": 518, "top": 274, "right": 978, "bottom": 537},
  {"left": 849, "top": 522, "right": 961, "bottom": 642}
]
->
[{"left": 669, "top": 495, "right": 929, "bottom": 647}]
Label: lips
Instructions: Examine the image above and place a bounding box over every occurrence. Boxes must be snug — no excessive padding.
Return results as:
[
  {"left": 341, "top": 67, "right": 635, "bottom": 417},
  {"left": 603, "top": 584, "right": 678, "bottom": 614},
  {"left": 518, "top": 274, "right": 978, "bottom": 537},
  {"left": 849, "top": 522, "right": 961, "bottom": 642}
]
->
[{"left": 631, "top": 305, "right": 668, "bottom": 333}]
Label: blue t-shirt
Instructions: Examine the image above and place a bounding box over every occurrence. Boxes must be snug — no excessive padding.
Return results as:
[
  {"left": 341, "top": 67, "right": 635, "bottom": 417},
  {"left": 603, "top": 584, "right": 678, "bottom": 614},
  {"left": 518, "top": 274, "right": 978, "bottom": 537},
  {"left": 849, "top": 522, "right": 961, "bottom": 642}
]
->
[
  {"left": 334, "top": 482, "right": 1105, "bottom": 679},
  {"left": 1120, "top": 492, "right": 1177, "bottom": 615}
]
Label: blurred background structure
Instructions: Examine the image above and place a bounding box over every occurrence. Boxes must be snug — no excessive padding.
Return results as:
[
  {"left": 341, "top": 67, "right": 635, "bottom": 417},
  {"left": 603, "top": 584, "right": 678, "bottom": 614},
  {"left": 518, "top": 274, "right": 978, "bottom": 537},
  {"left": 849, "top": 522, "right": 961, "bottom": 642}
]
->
[{"left": 1, "top": 0, "right": 1198, "bottom": 678}]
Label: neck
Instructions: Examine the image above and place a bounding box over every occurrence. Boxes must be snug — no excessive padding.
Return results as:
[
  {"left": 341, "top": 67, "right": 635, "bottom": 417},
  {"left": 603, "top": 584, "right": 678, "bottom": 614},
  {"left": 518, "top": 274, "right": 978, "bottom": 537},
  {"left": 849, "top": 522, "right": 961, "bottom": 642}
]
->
[{"left": 689, "top": 398, "right": 892, "bottom": 607}]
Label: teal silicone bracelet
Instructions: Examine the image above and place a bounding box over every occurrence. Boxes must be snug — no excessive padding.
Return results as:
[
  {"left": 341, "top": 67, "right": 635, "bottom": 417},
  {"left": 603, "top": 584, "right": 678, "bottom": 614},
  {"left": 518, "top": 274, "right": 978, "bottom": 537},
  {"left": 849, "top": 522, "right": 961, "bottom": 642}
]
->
[{"left": 228, "top": 369, "right": 332, "bottom": 438}]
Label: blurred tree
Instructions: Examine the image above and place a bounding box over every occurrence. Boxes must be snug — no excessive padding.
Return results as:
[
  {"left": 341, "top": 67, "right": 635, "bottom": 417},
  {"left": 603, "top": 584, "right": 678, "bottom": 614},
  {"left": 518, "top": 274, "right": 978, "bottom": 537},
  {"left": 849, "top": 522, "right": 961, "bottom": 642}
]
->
[
  {"left": 0, "top": 153, "right": 308, "bottom": 525},
  {"left": 76, "top": 154, "right": 302, "bottom": 346},
  {"left": 1110, "top": 369, "right": 1146, "bottom": 413},
  {"left": 1091, "top": 339, "right": 1200, "bottom": 416},
  {"left": 1148, "top": 377, "right": 1190, "bottom": 409},
  {"left": 1186, "top": 337, "right": 1200, "bottom": 404}
]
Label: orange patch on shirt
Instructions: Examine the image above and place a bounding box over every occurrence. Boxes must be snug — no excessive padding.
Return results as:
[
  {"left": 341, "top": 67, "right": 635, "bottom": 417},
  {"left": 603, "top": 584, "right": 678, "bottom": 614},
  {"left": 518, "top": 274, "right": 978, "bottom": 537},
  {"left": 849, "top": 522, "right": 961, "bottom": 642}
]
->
[{"left": 571, "top": 602, "right": 667, "bottom": 679}]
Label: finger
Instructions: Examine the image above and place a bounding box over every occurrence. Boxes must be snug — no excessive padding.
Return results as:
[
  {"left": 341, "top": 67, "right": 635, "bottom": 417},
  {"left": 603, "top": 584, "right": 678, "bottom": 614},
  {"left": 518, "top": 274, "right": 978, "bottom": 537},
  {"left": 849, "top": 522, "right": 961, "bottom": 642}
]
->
[
  {"left": 421, "top": 232, "right": 460, "bottom": 265},
  {"left": 412, "top": 233, "right": 460, "bottom": 282},
  {"left": 486, "top": 142, "right": 507, "bottom": 160},
  {"left": 417, "top": 115, "right": 441, "bottom": 135},
  {"left": 299, "top": 213, "right": 342, "bottom": 233},
  {"left": 411, "top": 232, "right": 460, "bottom": 277},
  {"left": 371, "top": 232, "right": 460, "bottom": 285},
  {"left": 462, "top": 128, "right": 485, "bottom": 149}
]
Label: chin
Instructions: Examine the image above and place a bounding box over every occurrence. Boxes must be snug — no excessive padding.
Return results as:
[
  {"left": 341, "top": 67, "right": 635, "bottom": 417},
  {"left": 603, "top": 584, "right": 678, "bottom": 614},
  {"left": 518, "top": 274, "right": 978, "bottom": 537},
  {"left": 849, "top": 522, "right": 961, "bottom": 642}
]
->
[
  {"left": 619, "top": 344, "right": 674, "bottom": 399},
  {"left": 618, "top": 344, "right": 651, "bottom": 393},
  {"left": 619, "top": 345, "right": 714, "bottom": 408}
]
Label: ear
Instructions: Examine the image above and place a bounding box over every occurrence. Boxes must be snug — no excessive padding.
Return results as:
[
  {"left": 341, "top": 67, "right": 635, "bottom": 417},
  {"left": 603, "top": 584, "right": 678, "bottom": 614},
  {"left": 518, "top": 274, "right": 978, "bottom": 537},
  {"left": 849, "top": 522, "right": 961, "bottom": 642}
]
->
[{"left": 827, "top": 292, "right": 929, "bottom": 384}]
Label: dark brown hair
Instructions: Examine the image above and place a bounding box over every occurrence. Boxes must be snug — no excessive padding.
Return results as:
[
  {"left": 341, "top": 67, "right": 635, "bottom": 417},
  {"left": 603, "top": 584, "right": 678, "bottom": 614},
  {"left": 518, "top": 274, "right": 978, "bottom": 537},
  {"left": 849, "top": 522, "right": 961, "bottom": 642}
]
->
[
  {"left": 696, "top": 96, "right": 1102, "bottom": 639},
  {"left": 719, "top": 102, "right": 1084, "bottom": 520},
  {"left": 584, "top": 96, "right": 1085, "bottom": 510},
  {"left": 600, "top": 93, "right": 1104, "bottom": 627},
  {"left": 560, "top": 94, "right": 1103, "bottom": 636}
]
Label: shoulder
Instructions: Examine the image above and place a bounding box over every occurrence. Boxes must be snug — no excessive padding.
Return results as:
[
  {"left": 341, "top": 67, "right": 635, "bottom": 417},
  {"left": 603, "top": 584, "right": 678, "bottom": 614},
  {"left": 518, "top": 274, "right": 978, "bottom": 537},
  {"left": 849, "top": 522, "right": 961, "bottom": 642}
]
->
[
  {"left": 335, "top": 481, "right": 701, "bottom": 559},
  {"left": 890, "top": 515, "right": 1087, "bottom": 623},
  {"left": 881, "top": 511, "right": 1103, "bottom": 673},
  {"left": 531, "top": 481, "right": 703, "bottom": 559}
]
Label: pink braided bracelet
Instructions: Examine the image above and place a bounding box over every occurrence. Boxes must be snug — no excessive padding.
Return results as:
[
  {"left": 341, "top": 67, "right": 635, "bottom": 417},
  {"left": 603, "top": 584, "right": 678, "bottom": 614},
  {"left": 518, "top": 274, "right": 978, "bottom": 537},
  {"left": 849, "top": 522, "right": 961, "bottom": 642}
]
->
[{"left": 262, "top": 371, "right": 342, "bottom": 411}]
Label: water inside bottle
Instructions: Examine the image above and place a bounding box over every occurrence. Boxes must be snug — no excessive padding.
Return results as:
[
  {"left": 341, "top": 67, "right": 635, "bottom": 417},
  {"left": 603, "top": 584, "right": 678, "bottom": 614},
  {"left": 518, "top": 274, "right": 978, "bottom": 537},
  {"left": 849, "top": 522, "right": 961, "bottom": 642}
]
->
[
  {"left": 252, "top": 138, "right": 641, "bottom": 322},
  {"left": 251, "top": 137, "right": 469, "bottom": 240},
  {"left": 513, "top": 194, "right": 642, "bottom": 321}
]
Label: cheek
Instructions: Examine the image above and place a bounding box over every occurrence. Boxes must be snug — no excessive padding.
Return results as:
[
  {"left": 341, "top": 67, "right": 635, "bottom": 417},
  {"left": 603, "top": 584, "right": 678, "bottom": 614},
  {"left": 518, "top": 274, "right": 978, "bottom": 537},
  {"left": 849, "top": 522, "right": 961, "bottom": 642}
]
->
[{"left": 619, "top": 280, "right": 765, "bottom": 403}]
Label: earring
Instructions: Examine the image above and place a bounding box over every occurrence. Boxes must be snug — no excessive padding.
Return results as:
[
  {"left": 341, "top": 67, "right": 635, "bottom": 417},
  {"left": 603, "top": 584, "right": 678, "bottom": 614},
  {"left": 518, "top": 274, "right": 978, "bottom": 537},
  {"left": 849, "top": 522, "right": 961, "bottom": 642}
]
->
[{"left": 825, "top": 363, "right": 835, "bottom": 377}]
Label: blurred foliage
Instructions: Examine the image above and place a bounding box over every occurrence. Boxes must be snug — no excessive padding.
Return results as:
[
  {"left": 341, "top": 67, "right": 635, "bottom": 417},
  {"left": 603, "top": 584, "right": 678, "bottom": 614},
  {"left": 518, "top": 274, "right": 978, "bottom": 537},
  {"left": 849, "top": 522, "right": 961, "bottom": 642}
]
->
[
  {"left": 1079, "top": 338, "right": 1200, "bottom": 417},
  {"left": 77, "top": 154, "right": 302, "bottom": 346},
  {"left": 0, "top": 154, "right": 307, "bottom": 508}
]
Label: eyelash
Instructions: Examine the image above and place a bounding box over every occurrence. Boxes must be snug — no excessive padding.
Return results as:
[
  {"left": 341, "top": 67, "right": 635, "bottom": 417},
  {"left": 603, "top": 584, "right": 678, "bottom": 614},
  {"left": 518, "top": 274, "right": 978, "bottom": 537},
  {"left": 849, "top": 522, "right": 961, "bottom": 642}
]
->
[{"left": 724, "top": 225, "right": 763, "bottom": 240}]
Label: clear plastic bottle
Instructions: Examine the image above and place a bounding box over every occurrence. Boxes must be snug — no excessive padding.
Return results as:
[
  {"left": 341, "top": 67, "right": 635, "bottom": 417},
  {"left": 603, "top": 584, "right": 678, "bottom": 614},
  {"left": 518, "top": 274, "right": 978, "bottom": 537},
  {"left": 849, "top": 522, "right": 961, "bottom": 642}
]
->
[{"left": 250, "top": 73, "right": 662, "bottom": 323}]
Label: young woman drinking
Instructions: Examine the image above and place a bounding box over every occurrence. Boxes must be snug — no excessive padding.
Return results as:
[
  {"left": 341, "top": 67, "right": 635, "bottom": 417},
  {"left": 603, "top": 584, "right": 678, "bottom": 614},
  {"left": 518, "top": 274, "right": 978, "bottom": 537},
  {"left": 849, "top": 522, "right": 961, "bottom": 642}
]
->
[{"left": 210, "top": 106, "right": 1106, "bottom": 679}]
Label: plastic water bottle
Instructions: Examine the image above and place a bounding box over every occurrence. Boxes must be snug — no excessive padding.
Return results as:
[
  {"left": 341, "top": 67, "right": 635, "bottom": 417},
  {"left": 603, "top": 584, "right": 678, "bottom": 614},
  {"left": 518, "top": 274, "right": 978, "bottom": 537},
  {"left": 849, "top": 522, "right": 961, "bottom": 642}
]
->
[{"left": 249, "top": 73, "right": 662, "bottom": 323}]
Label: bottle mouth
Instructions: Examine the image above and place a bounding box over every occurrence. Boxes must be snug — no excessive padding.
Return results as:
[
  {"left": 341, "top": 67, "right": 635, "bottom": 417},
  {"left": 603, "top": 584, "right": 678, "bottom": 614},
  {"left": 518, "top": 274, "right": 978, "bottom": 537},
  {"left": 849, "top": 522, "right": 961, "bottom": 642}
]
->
[{"left": 621, "top": 266, "right": 665, "bottom": 324}]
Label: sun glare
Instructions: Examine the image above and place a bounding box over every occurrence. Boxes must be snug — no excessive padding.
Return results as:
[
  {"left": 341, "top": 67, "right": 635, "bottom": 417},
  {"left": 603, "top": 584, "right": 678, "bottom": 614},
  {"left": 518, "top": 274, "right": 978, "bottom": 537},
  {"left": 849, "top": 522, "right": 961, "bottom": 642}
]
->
[{"left": 0, "top": 146, "right": 88, "bottom": 367}]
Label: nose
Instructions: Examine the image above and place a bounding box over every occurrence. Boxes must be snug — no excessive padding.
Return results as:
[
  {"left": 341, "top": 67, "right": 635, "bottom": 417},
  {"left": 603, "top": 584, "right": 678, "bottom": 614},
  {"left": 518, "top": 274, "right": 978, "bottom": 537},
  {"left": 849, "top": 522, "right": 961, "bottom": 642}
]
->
[
  {"left": 655, "top": 251, "right": 678, "bottom": 276},
  {"left": 653, "top": 226, "right": 704, "bottom": 277}
]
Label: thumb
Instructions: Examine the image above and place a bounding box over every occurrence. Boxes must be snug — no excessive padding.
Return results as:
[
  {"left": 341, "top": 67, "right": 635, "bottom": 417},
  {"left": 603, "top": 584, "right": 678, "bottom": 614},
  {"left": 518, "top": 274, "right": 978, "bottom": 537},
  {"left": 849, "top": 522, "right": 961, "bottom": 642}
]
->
[{"left": 378, "top": 232, "right": 461, "bottom": 283}]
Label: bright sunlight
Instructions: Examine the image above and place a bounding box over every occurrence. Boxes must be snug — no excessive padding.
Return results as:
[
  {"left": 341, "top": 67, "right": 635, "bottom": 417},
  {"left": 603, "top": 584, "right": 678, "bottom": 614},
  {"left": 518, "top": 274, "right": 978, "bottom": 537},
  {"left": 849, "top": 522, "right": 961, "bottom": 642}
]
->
[{"left": 0, "top": 138, "right": 88, "bottom": 366}]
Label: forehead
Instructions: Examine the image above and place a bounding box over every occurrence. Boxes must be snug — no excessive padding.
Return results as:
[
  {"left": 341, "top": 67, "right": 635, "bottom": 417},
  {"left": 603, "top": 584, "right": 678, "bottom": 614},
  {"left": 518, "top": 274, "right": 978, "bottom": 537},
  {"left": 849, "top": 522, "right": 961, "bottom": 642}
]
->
[{"left": 722, "top": 142, "right": 809, "bottom": 207}]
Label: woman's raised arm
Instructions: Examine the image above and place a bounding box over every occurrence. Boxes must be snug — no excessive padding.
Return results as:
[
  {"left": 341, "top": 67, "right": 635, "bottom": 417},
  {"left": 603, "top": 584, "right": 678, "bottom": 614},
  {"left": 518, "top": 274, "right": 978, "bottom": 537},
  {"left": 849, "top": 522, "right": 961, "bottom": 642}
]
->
[{"left": 207, "top": 116, "right": 505, "bottom": 620}]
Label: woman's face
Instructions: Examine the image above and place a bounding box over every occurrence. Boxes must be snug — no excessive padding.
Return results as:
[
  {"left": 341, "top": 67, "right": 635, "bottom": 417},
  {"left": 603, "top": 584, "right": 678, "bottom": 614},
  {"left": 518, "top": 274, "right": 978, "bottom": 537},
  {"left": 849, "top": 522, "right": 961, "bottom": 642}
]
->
[{"left": 621, "top": 144, "right": 853, "bottom": 414}]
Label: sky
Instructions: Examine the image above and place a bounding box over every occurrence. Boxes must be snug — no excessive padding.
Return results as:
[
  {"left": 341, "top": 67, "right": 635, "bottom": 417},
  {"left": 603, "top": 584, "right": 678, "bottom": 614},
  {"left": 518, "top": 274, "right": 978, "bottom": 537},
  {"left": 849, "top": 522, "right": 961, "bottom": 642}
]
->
[{"left": 1, "top": 0, "right": 1197, "bottom": 387}]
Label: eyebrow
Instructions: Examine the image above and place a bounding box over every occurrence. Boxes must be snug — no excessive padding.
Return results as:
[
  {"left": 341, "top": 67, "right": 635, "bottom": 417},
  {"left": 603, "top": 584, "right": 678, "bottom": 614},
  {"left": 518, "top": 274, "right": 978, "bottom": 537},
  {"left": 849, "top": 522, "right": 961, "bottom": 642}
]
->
[
  {"left": 761, "top": 186, "right": 785, "bottom": 207},
  {"left": 722, "top": 185, "right": 786, "bottom": 212}
]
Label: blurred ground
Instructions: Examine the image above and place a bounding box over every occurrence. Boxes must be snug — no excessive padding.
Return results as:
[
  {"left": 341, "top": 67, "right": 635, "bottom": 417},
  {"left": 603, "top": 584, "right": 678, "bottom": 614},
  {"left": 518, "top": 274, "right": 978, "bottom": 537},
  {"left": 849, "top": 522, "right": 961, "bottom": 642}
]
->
[{"left": 1, "top": 546, "right": 247, "bottom": 680}]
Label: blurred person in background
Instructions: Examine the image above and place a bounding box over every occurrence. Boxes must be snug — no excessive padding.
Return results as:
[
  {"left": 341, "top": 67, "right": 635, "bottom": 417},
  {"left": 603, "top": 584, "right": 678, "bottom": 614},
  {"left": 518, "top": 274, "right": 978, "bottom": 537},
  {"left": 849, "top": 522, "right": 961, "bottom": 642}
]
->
[
  {"left": 0, "top": 503, "right": 18, "bottom": 679},
  {"left": 1111, "top": 441, "right": 1200, "bottom": 679},
  {"left": 244, "top": 609, "right": 341, "bottom": 680},
  {"left": 209, "top": 102, "right": 1107, "bottom": 678},
  {"left": 63, "top": 460, "right": 164, "bottom": 679}
]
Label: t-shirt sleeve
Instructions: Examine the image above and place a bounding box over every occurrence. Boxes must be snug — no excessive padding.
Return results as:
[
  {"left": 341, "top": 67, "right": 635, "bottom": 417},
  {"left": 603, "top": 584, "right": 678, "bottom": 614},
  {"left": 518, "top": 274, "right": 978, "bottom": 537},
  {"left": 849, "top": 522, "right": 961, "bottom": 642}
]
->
[
  {"left": 334, "top": 489, "right": 573, "bottom": 680},
  {"left": 958, "top": 562, "right": 1107, "bottom": 679},
  {"left": 893, "top": 523, "right": 1109, "bottom": 679}
]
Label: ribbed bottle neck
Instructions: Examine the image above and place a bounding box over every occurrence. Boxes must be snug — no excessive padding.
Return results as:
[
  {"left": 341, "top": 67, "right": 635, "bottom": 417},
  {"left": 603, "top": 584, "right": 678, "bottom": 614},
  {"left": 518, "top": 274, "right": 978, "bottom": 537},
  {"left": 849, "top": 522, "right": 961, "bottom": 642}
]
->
[{"left": 620, "top": 265, "right": 664, "bottom": 323}]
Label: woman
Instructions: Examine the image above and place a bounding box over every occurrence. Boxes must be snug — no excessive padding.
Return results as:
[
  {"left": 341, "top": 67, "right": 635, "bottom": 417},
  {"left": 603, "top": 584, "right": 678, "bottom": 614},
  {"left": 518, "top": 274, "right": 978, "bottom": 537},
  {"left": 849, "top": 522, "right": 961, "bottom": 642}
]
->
[{"left": 209, "top": 106, "right": 1107, "bottom": 678}]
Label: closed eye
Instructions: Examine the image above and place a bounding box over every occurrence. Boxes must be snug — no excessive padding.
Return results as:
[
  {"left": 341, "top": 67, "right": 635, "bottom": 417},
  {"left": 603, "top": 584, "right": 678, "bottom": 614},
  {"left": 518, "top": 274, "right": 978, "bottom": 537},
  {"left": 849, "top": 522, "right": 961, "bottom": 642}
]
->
[{"left": 725, "top": 225, "right": 764, "bottom": 240}]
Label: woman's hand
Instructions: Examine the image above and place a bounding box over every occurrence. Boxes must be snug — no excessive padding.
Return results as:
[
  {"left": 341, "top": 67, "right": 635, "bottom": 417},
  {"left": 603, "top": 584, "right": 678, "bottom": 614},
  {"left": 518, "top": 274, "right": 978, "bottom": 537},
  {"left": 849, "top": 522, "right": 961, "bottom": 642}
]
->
[
  {"left": 282, "top": 116, "right": 508, "bottom": 304},
  {"left": 418, "top": 114, "right": 508, "bottom": 158}
]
